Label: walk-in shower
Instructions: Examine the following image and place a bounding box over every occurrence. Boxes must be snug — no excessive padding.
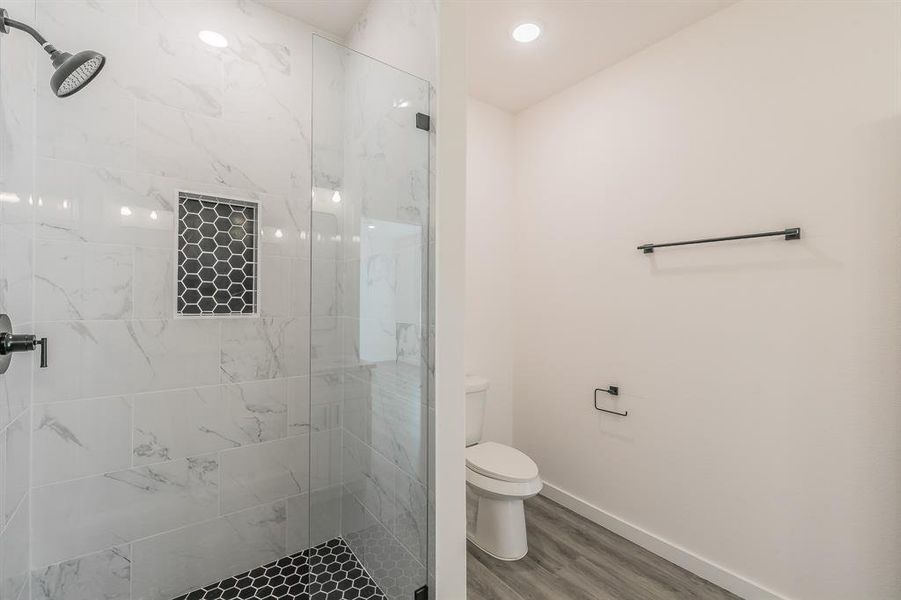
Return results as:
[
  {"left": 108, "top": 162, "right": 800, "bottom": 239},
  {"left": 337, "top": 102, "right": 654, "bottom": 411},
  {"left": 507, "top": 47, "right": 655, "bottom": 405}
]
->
[{"left": 0, "top": 1, "right": 432, "bottom": 599}]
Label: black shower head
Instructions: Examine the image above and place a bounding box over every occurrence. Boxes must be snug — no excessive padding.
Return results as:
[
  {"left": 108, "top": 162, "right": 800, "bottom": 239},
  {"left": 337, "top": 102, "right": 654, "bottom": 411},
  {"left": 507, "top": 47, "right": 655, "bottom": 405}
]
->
[
  {"left": 49, "top": 49, "right": 106, "bottom": 97},
  {"left": 1, "top": 7, "right": 106, "bottom": 97}
]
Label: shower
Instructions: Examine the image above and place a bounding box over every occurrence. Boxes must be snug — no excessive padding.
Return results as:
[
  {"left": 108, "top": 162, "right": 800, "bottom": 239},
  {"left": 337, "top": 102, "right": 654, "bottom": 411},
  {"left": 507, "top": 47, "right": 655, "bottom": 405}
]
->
[{"left": 0, "top": 6, "right": 105, "bottom": 97}]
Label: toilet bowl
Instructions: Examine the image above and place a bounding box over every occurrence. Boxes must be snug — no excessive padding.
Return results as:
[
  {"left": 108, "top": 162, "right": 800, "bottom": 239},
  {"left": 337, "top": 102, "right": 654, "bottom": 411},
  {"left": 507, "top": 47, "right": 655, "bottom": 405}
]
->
[
  {"left": 465, "top": 375, "right": 542, "bottom": 561},
  {"left": 466, "top": 441, "right": 542, "bottom": 560}
]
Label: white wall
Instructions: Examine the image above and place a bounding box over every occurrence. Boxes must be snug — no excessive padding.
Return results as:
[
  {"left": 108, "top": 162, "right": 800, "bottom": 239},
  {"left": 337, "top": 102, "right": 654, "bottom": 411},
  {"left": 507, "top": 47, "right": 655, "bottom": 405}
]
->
[
  {"left": 503, "top": 2, "right": 900, "bottom": 599},
  {"left": 347, "top": 0, "right": 438, "bottom": 83},
  {"left": 435, "top": 2, "right": 468, "bottom": 597},
  {"left": 465, "top": 98, "right": 515, "bottom": 445}
]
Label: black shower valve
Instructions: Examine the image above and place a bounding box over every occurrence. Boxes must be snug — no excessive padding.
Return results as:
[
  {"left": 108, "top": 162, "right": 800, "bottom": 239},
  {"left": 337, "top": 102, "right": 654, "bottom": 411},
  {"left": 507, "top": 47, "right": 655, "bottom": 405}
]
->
[
  {"left": 0, "top": 333, "right": 48, "bottom": 367},
  {"left": 0, "top": 314, "right": 48, "bottom": 374}
]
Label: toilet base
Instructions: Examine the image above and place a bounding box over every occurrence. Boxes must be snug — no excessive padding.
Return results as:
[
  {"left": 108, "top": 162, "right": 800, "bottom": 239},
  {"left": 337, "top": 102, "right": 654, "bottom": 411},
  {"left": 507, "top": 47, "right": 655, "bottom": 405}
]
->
[{"left": 468, "top": 494, "right": 528, "bottom": 561}]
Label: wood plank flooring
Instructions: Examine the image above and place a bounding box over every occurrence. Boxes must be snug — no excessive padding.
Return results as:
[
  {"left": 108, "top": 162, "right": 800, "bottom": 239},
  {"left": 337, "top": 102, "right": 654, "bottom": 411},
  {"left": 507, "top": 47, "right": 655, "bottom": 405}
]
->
[{"left": 467, "top": 495, "right": 742, "bottom": 600}]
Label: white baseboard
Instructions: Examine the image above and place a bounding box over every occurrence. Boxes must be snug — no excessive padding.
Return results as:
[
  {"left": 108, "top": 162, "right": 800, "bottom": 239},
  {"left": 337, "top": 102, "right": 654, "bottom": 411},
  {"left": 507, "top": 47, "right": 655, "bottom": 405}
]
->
[{"left": 539, "top": 482, "right": 788, "bottom": 600}]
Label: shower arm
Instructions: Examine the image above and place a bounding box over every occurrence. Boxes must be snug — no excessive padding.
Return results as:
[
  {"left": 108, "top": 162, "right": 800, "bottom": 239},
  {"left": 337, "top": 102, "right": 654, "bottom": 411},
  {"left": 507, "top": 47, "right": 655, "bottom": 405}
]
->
[{"left": 0, "top": 9, "right": 61, "bottom": 57}]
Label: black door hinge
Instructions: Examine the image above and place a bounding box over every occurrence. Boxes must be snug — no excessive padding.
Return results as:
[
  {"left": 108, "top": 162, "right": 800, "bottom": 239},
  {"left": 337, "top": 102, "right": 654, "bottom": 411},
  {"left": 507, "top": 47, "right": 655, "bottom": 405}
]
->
[{"left": 416, "top": 113, "right": 430, "bottom": 131}]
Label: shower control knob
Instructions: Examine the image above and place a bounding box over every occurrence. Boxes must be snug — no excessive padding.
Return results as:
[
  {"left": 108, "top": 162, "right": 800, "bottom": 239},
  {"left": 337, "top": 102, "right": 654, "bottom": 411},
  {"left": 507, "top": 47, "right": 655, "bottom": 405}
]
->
[{"left": 0, "top": 314, "right": 48, "bottom": 374}]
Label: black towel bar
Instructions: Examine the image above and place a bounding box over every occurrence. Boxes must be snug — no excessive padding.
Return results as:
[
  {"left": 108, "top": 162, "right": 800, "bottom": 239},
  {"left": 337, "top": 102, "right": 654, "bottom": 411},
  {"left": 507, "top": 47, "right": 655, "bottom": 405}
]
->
[{"left": 638, "top": 227, "right": 800, "bottom": 254}]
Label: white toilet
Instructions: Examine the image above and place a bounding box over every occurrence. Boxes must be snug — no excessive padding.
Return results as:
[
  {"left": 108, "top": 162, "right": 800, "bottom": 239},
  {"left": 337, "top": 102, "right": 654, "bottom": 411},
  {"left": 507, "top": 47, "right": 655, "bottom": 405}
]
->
[{"left": 465, "top": 375, "right": 542, "bottom": 561}]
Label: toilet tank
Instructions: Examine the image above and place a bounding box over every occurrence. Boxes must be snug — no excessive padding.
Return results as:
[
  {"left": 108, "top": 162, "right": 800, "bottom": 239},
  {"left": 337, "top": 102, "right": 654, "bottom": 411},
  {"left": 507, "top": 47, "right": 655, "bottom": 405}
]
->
[{"left": 465, "top": 375, "right": 490, "bottom": 446}]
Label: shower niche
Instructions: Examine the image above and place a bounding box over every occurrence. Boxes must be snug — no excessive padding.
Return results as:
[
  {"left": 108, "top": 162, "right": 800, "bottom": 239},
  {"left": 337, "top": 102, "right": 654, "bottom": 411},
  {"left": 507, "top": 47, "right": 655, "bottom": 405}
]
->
[{"left": 176, "top": 191, "right": 260, "bottom": 316}]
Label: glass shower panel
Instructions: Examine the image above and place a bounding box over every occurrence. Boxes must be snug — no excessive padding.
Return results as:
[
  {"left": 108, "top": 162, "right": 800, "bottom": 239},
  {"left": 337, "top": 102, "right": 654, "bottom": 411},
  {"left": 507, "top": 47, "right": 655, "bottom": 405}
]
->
[{"left": 311, "top": 36, "right": 430, "bottom": 600}]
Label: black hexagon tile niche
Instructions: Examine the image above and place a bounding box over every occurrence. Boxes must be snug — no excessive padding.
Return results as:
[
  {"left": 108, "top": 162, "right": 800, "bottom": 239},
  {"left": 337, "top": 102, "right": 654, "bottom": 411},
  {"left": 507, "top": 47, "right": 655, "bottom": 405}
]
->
[
  {"left": 177, "top": 191, "right": 258, "bottom": 316},
  {"left": 173, "top": 538, "right": 388, "bottom": 600}
]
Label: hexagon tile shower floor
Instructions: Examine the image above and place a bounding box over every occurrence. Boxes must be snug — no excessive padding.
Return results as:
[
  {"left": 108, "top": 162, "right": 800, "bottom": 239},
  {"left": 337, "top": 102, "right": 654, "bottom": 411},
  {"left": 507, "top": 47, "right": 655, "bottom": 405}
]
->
[{"left": 174, "top": 538, "right": 388, "bottom": 600}]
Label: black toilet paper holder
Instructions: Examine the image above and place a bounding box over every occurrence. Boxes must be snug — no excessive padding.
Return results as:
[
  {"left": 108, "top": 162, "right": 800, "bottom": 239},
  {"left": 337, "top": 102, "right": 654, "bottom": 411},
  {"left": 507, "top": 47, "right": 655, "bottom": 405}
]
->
[{"left": 594, "top": 386, "right": 627, "bottom": 417}]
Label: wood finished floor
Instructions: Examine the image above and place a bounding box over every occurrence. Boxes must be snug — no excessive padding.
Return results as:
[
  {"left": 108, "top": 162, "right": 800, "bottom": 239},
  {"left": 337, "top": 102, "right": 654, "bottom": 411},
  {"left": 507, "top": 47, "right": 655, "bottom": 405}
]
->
[{"left": 467, "top": 495, "right": 741, "bottom": 600}]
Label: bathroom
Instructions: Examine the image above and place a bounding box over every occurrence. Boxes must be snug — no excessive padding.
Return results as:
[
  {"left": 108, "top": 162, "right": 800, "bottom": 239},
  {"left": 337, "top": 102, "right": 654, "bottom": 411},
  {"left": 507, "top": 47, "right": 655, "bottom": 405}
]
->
[{"left": 0, "top": 1, "right": 898, "bottom": 600}]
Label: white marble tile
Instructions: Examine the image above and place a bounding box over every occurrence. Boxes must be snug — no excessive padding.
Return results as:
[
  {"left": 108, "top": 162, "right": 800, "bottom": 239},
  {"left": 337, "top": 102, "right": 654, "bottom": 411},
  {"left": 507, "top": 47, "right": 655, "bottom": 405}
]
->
[
  {"left": 359, "top": 252, "right": 397, "bottom": 322},
  {"left": 0, "top": 224, "right": 34, "bottom": 323},
  {"left": 0, "top": 347, "right": 30, "bottom": 434},
  {"left": 311, "top": 370, "right": 343, "bottom": 405},
  {"left": 0, "top": 494, "right": 29, "bottom": 600},
  {"left": 220, "top": 317, "right": 309, "bottom": 383},
  {"left": 134, "top": 247, "right": 174, "bottom": 319},
  {"left": 311, "top": 260, "right": 340, "bottom": 317},
  {"left": 0, "top": 0, "right": 37, "bottom": 229},
  {"left": 135, "top": 101, "right": 305, "bottom": 197},
  {"left": 223, "top": 51, "right": 307, "bottom": 139},
  {"left": 3, "top": 412, "right": 28, "bottom": 526},
  {"left": 311, "top": 403, "right": 341, "bottom": 433},
  {"left": 31, "top": 455, "right": 219, "bottom": 567},
  {"left": 35, "top": 82, "right": 136, "bottom": 172},
  {"left": 222, "top": 380, "right": 289, "bottom": 446},
  {"left": 394, "top": 468, "right": 427, "bottom": 567},
  {"left": 310, "top": 429, "right": 341, "bottom": 492},
  {"left": 133, "top": 380, "right": 287, "bottom": 466},
  {"left": 396, "top": 322, "right": 421, "bottom": 366},
  {"left": 356, "top": 317, "right": 396, "bottom": 365},
  {"left": 311, "top": 209, "right": 343, "bottom": 262},
  {"left": 34, "top": 241, "right": 133, "bottom": 321},
  {"left": 343, "top": 432, "right": 395, "bottom": 527},
  {"left": 119, "top": 25, "right": 224, "bottom": 117},
  {"left": 30, "top": 546, "right": 131, "bottom": 600},
  {"left": 369, "top": 370, "right": 427, "bottom": 484},
  {"left": 0, "top": 429, "right": 4, "bottom": 531},
  {"left": 259, "top": 255, "right": 309, "bottom": 318},
  {"left": 137, "top": 0, "right": 300, "bottom": 78},
  {"left": 131, "top": 500, "right": 285, "bottom": 600},
  {"left": 340, "top": 491, "right": 375, "bottom": 560},
  {"left": 340, "top": 259, "right": 360, "bottom": 319},
  {"left": 35, "top": 1, "right": 137, "bottom": 51},
  {"left": 260, "top": 193, "right": 311, "bottom": 260},
  {"left": 344, "top": 370, "right": 373, "bottom": 446},
  {"left": 35, "top": 160, "right": 175, "bottom": 248},
  {"left": 219, "top": 436, "right": 309, "bottom": 514},
  {"left": 285, "top": 493, "right": 309, "bottom": 555},
  {"left": 287, "top": 376, "right": 310, "bottom": 437},
  {"left": 310, "top": 316, "right": 343, "bottom": 374},
  {"left": 32, "top": 396, "right": 132, "bottom": 486},
  {"left": 310, "top": 485, "right": 342, "bottom": 547},
  {"left": 33, "top": 319, "right": 220, "bottom": 403}
]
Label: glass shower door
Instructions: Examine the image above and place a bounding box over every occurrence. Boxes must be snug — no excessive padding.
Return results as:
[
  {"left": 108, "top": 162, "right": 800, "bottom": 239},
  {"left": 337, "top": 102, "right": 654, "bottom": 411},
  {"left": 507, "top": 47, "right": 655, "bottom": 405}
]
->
[{"left": 309, "top": 36, "right": 430, "bottom": 600}]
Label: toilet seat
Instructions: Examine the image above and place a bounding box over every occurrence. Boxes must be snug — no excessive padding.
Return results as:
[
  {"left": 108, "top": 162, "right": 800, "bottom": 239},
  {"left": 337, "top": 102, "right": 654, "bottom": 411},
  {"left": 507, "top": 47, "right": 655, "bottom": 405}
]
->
[
  {"left": 466, "top": 442, "right": 539, "bottom": 483},
  {"left": 466, "top": 466, "right": 542, "bottom": 499}
]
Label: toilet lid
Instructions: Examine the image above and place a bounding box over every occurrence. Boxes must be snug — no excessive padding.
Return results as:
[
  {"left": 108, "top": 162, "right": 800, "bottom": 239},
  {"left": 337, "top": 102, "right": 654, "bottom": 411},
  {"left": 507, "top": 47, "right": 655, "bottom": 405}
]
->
[{"left": 466, "top": 442, "right": 539, "bottom": 483}]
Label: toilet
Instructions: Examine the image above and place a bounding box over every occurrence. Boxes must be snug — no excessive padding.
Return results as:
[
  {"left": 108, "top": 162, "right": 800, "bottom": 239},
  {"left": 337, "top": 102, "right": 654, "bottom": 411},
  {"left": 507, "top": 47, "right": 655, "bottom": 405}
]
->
[{"left": 465, "top": 375, "right": 542, "bottom": 561}]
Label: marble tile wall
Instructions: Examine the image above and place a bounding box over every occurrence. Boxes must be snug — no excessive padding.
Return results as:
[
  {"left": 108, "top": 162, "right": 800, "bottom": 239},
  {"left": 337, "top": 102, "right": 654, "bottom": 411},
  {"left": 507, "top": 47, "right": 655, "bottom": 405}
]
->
[
  {"left": 0, "top": 0, "right": 36, "bottom": 598},
  {"left": 23, "top": 1, "right": 314, "bottom": 598},
  {"left": 311, "top": 36, "right": 430, "bottom": 600}
]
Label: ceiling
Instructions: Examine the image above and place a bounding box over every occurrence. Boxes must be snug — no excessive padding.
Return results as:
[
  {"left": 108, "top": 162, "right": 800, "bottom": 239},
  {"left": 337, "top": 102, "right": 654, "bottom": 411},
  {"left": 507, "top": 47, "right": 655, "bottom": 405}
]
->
[
  {"left": 467, "top": 0, "right": 735, "bottom": 112},
  {"left": 259, "top": 0, "right": 370, "bottom": 37}
]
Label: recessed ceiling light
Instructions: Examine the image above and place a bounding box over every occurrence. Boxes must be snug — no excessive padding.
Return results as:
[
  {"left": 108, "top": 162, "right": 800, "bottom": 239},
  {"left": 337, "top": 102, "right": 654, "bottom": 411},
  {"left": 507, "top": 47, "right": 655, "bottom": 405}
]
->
[
  {"left": 512, "top": 23, "right": 541, "bottom": 43},
  {"left": 198, "top": 30, "right": 228, "bottom": 48}
]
